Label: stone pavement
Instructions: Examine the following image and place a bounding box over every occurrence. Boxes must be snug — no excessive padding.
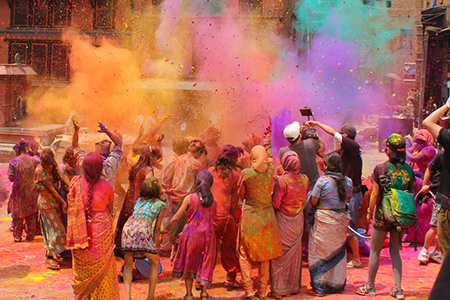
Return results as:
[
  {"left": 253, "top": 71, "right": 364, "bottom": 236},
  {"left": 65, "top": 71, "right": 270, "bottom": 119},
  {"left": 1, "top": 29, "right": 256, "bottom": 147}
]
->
[{"left": 0, "top": 146, "right": 441, "bottom": 299}]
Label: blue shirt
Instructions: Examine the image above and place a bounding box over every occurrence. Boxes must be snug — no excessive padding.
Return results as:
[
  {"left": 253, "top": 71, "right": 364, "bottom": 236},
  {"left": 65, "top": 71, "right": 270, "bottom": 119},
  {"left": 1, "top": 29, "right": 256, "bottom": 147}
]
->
[{"left": 311, "top": 172, "right": 353, "bottom": 210}]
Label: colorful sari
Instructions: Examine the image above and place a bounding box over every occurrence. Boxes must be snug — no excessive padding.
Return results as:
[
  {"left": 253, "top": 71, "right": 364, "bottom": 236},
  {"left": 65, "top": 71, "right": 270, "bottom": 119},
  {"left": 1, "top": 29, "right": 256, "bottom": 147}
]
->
[
  {"left": 309, "top": 209, "right": 350, "bottom": 295},
  {"left": 35, "top": 166, "right": 66, "bottom": 256},
  {"left": 67, "top": 176, "right": 119, "bottom": 300},
  {"left": 270, "top": 210, "right": 304, "bottom": 296}
]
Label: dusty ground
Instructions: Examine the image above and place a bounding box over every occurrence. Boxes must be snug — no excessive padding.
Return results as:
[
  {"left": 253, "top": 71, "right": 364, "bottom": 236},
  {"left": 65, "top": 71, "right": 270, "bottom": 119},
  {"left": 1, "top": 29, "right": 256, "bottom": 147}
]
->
[{"left": 0, "top": 145, "right": 441, "bottom": 299}]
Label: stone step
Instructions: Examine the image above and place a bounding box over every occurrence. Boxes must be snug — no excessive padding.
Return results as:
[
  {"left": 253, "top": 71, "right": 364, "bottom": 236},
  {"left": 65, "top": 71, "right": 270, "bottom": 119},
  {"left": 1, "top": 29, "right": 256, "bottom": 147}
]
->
[{"left": 0, "top": 143, "right": 16, "bottom": 163}]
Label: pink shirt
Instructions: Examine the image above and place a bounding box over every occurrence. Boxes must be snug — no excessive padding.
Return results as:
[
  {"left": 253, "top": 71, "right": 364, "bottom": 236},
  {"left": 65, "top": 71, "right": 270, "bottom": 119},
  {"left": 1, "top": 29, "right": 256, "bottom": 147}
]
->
[
  {"left": 81, "top": 178, "right": 114, "bottom": 213},
  {"left": 272, "top": 173, "right": 309, "bottom": 216}
]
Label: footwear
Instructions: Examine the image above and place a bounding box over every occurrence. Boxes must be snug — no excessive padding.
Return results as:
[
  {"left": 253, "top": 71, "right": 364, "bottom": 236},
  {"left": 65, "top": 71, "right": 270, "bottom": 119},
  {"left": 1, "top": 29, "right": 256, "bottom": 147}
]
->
[
  {"left": 357, "top": 283, "right": 376, "bottom": 296},
  {"left": 429, "top": 250, "right": 442, "bottom": 264},
  {"left": 309, "top": 290, "right": 325, "bottom": 297},
  {"left": 240, "top": 292, "right": 256, "bottom": 299},
  {"left": 200, "top": 292, "right": 212, "bottom": 300},
  {"left": 183, "top": 295, "right": 194, "bottom": 300},
  {"left": 417, "top": 248, "right": 429, "bottom": 265},
  {"left": 389, "top": 287, "right": 405, "bottom": 299},
  {"left": 267, "top": 292, "right": 282, "bottom": 299},
  {"left": 52, "top": 254, "right": 63, "bottom": 263},
  {"left": 347, "top": 261, "right": 364, "bottom": 269},
  {"left": 45, "top": 258, "right": 61, "bottom": 270},
  {"left": 224, "top": 279, "right": 242, "bottom": 288},
  {"left": 14, "top": 237, "right": 22, "bottom": 242},
  {"left": 255, "top": 292, "right": 266, "bottom": 299}
]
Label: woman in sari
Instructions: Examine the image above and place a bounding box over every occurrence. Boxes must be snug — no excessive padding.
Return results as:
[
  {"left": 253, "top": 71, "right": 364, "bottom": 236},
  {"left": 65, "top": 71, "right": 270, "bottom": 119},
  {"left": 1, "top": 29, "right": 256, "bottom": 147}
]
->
[
  {"left": 270, "top": 151, "right": 309, "bottom": 298},
  {"left": 238, "top": 125, "right": 283, "bottom": 299},
  {"left": 115, "top": 146, "right": 162, "bottom": 250},
  {"left": 309, "top": 152, "right": 352, "bottom": 296},
  {"left": 35, "top": 148, "right": 70, "bottom": 270},
  {"left": 67, "top": 152, "right": 119, "bottom": 300}
]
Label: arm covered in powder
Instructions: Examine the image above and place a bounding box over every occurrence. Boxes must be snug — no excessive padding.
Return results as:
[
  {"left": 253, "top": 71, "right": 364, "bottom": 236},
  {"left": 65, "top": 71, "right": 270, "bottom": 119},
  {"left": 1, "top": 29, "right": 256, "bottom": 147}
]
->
[{"left": 263, "top": 124, "right": 274, "bottom": 174}]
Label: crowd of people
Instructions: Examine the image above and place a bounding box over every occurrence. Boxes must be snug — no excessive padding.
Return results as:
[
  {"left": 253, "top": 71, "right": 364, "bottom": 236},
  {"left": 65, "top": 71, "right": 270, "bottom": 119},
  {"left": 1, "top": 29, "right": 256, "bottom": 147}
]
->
[{"left": 6, "top": 101, "right": 450, "bottom": 299}]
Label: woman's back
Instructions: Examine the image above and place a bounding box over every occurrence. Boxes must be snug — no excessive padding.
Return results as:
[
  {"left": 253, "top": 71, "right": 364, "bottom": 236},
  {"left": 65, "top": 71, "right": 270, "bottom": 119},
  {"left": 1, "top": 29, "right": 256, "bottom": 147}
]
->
[
  {"left": 79, "top": 177, "right": 114, "bottom": 213},
  {"left": 374, "top": 161, "right": 415, "bottom": 193},
  {"left": 241, "top": 168, "right": 273, "bottom": 209},
  {"left": 273, "top": 173, "right": 309, "bottom": 215},
  {"left": 132, "top": 198, "right": 165, "bottom": 221},
  {"left": 186, "top": 193, "right": 217, "bottom": 230},
  {"left": 312, "top": 173, "right": 352, "bottom": 210}
]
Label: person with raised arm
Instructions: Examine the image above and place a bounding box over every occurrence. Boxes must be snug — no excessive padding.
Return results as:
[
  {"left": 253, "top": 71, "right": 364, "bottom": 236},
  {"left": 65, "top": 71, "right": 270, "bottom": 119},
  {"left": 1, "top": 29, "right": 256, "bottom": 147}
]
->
[{"left": 305, "top": 121, "right": 364, "bottom": 269}]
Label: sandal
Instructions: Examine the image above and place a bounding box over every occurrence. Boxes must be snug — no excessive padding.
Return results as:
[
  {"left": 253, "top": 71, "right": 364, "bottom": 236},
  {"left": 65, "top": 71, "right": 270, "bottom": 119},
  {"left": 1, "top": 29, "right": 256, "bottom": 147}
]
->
[
  {"left": 347, "top": 261, "right": 364, "bottom": 269},
  {"left": 389, "top": 287, "right": 405, "bottom": 299},
  {"left": 357, "top": 283, "right": 376, "bottom": 296},
  {"left": 308, "top": 290, "right": 325, "bottom": 297},
  {"left": 240, "top": 292, "right": 255, "bottom": 299},
  {"left": 267, "top": 292, "right": 282, "bottom": 299},
  {"left": 200, "top": 292, "right": 212, "bottom": 300},
  {"left": 183, "top": 295, "right": 194, "bottom": 300},
  {"left": 45, "top": 258, "right": 61, "bottom": 270},
  {"left": 224, "top": 279, "right": 242, "bottom": 288},
  {"left": 53, "top": 254, "right": 63, "bottom": 263},
  {"left": 255, "top": 292, "right": 266, "bottom": 299}
]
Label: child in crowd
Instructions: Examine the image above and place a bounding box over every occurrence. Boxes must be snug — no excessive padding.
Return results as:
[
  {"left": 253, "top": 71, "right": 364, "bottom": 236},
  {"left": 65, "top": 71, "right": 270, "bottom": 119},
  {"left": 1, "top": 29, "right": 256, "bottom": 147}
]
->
[
  {"left": 121, "top": 177, "right": 167, "bottom": 300},
  {"left": 165, "top": 170, "right": 218, "bottom": 300}
]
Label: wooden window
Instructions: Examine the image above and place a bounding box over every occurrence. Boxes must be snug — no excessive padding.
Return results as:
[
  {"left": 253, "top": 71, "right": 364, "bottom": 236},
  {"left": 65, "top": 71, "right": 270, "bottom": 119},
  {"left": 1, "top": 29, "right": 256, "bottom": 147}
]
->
[
  {"left": 31, "top": 43, "right": 49, "bottom": 79},
  {"left": 94, "top": 0, "right": 115, "bottom": 29},
  {"left": 52, "top": 0, "right": 70, "bottom": 27},
  {"left": 10, "top": 43, "right": 29, "bottom": 64},
  {"left": 11, "top": 0, "right": 70, "bottom": 28},
  {"left": 9, "top": 41, "right": 69, "bottom": 81},
  {"left": 12, "top": 0, "right": 29, "bottom": 26},
  {"left": 32, "top": 0, "right": 50, "bottom": 27},
  {"left": 51, "top": 44, "right": 69, "bottom": 81}
]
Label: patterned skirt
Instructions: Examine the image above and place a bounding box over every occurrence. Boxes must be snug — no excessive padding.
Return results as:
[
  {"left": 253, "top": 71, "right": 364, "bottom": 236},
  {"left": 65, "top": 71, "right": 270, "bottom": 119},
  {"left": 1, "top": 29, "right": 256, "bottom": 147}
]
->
[
  {"left": 121, "top": 215, "right": 158, "bottom": 257},
  {"left": 72, "top": 211, "right": 119, "bottom": 300},
  {"left": 39, "top": 206, "right": 66, "bottom": 256}
]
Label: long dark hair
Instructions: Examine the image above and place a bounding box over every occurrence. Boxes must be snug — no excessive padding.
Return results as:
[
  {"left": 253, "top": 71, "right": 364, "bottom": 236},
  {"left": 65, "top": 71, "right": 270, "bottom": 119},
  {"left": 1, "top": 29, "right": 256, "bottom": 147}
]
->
[
  {"left": 214, "top": 145, "right": 239, "bottom": 179},
  {"left": 40, "top": 148, "right": 59, "bottom": 182},
  {"left": 196, "top": 170, "right": 214, "bottom": 207},
  {"left": 214, "top": 155, "right": 236, "bottom": 179},
  {"left": 129, "top": 146, "right": 162, "bottom": 182},
  {"left": 324, "top": 152, "right": 346, "bottom": 202},
  {"left": 82, "top": 152, "right": 104, "bottom": 220}
]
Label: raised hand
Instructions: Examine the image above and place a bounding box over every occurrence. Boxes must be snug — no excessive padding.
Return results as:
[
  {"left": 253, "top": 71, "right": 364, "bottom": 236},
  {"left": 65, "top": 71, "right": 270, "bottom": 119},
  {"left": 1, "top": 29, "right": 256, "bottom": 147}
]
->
[
  {"left": 265, "top": 119, "right": 272, "bottom": 136},
  {"left": 97, "top": 120, "right": 108, "bottom": 133},
  {"left": 71, "top": 116, "right": 80, "bottom": 131}
]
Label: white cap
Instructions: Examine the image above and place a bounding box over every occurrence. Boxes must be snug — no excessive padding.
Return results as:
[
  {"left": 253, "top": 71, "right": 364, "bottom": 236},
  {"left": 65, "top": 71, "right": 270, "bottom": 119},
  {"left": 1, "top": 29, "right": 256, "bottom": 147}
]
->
[{"left": 283, "top": 121, "right": 300, "bottom": 141}]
